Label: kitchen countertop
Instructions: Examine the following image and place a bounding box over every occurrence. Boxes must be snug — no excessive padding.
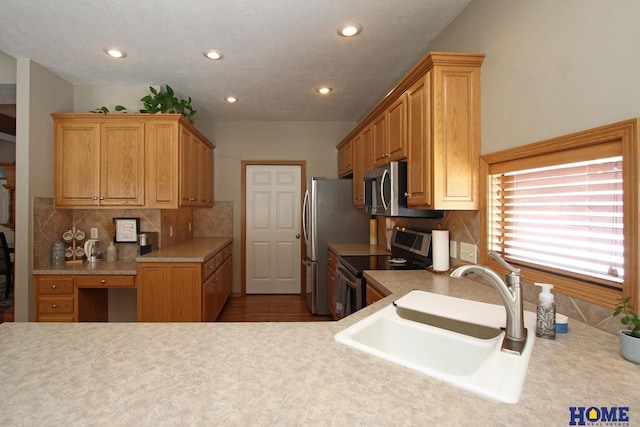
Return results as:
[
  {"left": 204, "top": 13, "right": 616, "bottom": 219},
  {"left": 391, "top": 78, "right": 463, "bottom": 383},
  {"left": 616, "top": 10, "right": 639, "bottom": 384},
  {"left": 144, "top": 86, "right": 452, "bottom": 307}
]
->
[
  {"left": 134, "top": 237, "right": 232, "bottom": 263},
  {"left": 3, "top": 270, "right": 639, "bottom": 426},
  {"left": 33, "top": 238, "right": 233, "bottom": 275}
]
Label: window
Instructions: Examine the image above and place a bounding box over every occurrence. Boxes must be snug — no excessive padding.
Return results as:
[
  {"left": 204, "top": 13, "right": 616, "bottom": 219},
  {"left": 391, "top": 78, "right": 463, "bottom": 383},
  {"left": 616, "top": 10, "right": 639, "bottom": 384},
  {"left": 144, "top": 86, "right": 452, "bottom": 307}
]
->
[{"left": 481, "top": 119, "right": 639, "bottom": 309}]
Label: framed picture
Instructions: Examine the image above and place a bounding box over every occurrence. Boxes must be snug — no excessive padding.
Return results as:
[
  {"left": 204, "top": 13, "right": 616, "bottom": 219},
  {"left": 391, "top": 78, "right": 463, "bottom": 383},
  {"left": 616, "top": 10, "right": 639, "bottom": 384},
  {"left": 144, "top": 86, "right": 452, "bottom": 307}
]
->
[{"left": 113, "top": 217, "right": 140, "bottom": 243}]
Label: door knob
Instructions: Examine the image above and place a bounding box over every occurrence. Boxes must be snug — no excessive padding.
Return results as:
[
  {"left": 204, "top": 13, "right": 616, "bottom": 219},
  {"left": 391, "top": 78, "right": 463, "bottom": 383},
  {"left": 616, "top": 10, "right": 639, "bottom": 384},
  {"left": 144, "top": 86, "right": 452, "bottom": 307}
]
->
[{"left": 296, "top": 234, "right": 300, "bottom": 239}]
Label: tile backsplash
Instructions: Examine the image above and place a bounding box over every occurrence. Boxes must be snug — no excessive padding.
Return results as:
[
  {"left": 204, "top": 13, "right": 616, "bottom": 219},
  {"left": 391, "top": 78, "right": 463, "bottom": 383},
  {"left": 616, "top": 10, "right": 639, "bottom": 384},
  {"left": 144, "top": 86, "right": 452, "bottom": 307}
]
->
[
  {"left": 378, "top": 210, "right": 621, "bottom": 336},
  {"left": 34, "top": 198, "right": 233, "bottom": 266}
]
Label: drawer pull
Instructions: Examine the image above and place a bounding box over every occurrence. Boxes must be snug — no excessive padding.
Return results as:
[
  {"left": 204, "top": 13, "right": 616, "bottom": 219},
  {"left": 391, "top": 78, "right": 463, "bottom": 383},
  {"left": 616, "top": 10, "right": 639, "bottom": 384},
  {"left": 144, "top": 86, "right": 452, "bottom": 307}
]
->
[
  {"left": 51, "top": 284, "right": 57, "bottom": 289},
  {"left": 51, "top": 304, "right": 57, "bottom": 309},
  {"left": 101, "top": 279, "right": 106, "bottom": 284}
]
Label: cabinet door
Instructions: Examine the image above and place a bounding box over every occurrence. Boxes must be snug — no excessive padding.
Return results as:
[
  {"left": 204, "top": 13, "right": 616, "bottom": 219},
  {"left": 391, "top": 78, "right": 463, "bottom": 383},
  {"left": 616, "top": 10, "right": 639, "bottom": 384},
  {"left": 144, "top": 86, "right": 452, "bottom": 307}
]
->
[
  {"left": 371, "top": 113, "right": 387, "bottom": 167},
  {"left": 353, "top": 125, "right": 373, "bottom": 207},
  {"left": 432, "top": 65, "right": 480, "bottom": 209},
  {"left": 137, "top": 264, "right": 171, "bottom": 322},
  {"left": 54, "top": 121, "right": 101, "bottom": 207},
  {"left": 337, "top": 140, "right": 353, "bottom": 177},
  {"left": 138, "top": 263, "right": 202, "bottom": 322},
  {"left": 198, "top": 141, "right": 214, "bottom": 207},
  {"left": 386, "top": 94, "right": 407, "bottom": 161},
  {"left": 100, "top": 121, "right": 145, "bottom": 206},
  {"left": 146, "top": 120, "right": 180, "bottom": 208},
  {"left": 406, "top": 73, "right": 433, "bottom": 208},
  {"left": 180, "top": 127, "right": 199, "bottom": 206},
  {"left": 170, "top": 264, "right": 201, "bottom": 321}
]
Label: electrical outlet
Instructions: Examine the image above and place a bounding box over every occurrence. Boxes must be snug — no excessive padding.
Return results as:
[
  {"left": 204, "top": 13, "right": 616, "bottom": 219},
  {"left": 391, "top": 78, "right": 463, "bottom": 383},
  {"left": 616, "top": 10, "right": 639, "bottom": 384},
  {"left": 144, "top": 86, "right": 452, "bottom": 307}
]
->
[
  {"left": 449, "top": 240, "right": 457, "bottom": 258},
  {"left": 460, "top": 242, "right": 477, "bottom": 264},
  {"left": 169, "top": 226, "right": 174, "bottom": 237},
  {"left": 90, "top": 227, "right": 98, "bottom": 239}
]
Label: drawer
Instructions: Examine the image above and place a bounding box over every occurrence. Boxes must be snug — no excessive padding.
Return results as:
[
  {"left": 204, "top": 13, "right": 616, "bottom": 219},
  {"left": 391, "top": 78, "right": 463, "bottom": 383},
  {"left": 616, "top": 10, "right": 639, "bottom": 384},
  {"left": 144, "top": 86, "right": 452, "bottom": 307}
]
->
[
  {"left": 37, "top": 277, "right": 74, "bottom": 295},
  {"left": 39, "top": 296, "right": 74, "bottom": 314},
  {"left": 75, "top": 275, "right": 135, "bottom": 288},
  {"left": 202, "top": 255, "right": 218, "bottom": 281}
]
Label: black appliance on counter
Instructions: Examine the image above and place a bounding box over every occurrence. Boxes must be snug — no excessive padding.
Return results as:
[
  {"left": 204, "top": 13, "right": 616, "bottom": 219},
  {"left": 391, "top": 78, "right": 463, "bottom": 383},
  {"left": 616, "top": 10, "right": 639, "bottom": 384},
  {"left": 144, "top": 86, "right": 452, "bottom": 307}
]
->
[{"left": 333, "top": 228, "right": 432, "bottom": 319}]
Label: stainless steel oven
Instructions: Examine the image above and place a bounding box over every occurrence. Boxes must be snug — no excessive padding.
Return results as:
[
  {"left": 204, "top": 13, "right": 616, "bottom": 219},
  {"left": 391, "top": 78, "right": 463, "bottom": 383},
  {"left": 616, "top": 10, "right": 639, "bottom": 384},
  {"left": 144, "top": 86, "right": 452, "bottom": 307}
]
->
[
  {"left": 332, "top": 261, "right": 363, "bottom": 320},
  {"left": 333, "top": 228, "right": 434, "bottom": 319}
]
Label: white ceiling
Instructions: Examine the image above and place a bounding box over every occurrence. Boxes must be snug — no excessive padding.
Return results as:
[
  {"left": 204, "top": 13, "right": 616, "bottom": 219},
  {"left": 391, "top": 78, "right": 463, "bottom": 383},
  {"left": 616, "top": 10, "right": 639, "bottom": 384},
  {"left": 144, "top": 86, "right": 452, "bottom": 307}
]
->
[{"left": 0, "top": 0, "right": 472, "bottom": 123}]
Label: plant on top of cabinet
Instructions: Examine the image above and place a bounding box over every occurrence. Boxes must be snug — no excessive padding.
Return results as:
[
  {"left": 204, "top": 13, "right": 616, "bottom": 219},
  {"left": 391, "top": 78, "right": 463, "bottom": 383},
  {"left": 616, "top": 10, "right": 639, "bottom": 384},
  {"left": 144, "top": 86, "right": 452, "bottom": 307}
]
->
[
  {"left": 140, "top": 84, "right": 196, "bottom": 124},
  {"left": 91, "top": 105, "right": 128, "bottom": 114}
]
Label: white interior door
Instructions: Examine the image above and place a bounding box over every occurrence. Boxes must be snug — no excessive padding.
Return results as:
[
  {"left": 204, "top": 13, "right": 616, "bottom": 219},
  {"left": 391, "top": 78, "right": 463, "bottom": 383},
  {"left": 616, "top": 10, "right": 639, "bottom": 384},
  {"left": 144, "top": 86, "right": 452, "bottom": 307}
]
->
[{"left": 246, "top": 165, "right": 301, "bottom": 294}]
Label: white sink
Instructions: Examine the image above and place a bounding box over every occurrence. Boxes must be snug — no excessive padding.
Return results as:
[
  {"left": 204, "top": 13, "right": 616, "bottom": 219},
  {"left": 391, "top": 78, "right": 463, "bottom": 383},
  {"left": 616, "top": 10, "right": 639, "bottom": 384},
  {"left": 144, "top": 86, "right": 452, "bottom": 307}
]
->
[{"left": 334, "top": 290, "right": 536, "bottom": 404}]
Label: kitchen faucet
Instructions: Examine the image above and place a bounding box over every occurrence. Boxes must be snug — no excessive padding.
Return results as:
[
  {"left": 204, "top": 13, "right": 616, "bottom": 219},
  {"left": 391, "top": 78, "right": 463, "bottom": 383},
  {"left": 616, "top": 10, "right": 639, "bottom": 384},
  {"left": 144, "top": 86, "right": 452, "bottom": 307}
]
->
[{"left": 450, "top": 251, "right": 527, "bottom": 355}]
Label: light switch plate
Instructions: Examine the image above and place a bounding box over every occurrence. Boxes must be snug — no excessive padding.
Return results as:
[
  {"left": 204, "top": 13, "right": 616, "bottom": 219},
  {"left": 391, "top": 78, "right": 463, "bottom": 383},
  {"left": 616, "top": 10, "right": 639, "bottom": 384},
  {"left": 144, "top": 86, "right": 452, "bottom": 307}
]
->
[
  {"left": 90, "top": 227, "right": 98, "bottom": 239},
  {"left": 460, "top": 242, "right": 477, "bottom": 264}
]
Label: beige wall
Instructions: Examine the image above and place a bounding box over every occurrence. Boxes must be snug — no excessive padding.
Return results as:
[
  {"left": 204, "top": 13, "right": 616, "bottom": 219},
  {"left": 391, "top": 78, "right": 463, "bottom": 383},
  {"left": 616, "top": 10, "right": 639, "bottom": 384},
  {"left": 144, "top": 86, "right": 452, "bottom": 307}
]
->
[
  {"left": 0, "top": 50, "right": 16, "bottom": 83},
  {"left": 73, "top": 85, "right": 157, "bottom": 114},
  {"left": 430, "top": 0, "right": 640, "bottom": 154},
  {"left": 15, "top": 59, "right": 73, "bottom": 321}
]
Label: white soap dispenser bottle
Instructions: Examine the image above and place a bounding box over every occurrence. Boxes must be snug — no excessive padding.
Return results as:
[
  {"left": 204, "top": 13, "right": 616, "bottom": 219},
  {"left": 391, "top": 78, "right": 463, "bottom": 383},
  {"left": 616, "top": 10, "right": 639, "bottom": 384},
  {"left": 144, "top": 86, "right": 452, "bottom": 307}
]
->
[{"left": 534, "top": 283, "right": 556, "bottom": 340}]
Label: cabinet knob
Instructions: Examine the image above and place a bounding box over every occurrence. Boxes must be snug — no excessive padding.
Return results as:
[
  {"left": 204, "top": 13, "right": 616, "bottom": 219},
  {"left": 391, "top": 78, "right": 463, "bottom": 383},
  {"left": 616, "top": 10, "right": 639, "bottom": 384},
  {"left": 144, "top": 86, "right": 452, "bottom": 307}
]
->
[
  {"left": 52, "top": 304, "right": 57, "bottom": 309},
  {"left": 93, "top": 196, "right": 98, "bottom": 200},
  {"left": 51, "top": 284, "right": 57, "bottom": 289},
  {"left": 213, "top": 277, "right": 220, "bottom": 282},
  {"left": 99, "top": 196, "right": 104, "bottom": 200},
  {"left": 101, "top": 279, "right": 106, "bottom": 284}
]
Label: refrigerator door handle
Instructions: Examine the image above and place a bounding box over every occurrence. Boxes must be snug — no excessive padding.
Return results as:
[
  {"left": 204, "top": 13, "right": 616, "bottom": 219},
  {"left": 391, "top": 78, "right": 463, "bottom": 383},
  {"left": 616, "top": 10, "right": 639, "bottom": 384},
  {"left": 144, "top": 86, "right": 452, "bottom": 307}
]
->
[{"left": 302, "top": 189, "right": 310, "bottom": 243}]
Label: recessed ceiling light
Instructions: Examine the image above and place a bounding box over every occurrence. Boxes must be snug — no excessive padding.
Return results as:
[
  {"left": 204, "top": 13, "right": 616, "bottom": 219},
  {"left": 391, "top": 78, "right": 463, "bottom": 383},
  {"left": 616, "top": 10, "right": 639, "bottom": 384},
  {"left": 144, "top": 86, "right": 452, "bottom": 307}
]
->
[
  {"left": 204, "top": 49, "right": 224, "bottom": 60},
  {"left": 103, "top": 48, "right": 126, "bottom": 58},
  {"left": 316, "top": 87, "right": 333, "bottom": 95},
  {"left": 338, "top": 23, "right": 362, "bottom": 37},
  {"left": 225, "top": 96, "right": 238, "bottom": 103}
]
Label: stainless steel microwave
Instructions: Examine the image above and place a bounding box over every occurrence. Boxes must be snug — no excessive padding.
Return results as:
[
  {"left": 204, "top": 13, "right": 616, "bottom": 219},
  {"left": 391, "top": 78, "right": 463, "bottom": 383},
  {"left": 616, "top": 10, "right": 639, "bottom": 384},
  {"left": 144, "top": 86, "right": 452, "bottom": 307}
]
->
[{"left": 363, "top": 161, "right": 443, "bottom": 218}]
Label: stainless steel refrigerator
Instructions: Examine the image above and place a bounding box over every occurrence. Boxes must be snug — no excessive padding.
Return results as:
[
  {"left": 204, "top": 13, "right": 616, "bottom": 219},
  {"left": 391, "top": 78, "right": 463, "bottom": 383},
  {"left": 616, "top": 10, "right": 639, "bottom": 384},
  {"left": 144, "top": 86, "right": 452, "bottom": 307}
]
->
[{"left": 302, "top": 178, "right": 370, "bottom": 315}]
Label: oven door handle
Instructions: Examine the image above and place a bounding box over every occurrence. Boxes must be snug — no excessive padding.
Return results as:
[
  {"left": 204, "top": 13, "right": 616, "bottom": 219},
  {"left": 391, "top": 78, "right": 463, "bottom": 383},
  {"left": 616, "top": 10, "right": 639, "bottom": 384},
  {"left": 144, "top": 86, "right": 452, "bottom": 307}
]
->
[{"left": 335, "top": 266, "right": 363, "bottom": 312}]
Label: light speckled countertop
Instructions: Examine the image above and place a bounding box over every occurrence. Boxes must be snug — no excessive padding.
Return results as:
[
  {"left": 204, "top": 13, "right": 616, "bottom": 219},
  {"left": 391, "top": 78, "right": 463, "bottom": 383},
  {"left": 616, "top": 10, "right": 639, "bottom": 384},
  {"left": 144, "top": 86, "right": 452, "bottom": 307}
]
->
[
  {"left": 33, "top": 238, "right": 233, "bottom": 275},
  {"left": 2, "top": 269, "right": 639, "bottom": 426}
]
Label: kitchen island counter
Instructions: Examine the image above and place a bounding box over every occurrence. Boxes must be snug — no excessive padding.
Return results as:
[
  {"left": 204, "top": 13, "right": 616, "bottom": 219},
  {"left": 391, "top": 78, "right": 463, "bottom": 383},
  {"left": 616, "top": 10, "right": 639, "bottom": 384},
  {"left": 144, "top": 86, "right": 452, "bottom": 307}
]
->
[{"left": 2, "top": 270, "right": 638, "bottom": 426}]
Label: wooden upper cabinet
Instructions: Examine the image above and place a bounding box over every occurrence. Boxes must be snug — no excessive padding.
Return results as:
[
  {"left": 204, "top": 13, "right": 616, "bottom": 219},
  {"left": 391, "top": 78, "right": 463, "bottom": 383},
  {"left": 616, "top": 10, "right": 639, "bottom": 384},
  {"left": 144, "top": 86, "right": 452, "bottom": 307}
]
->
[
  {"left": 336, "top": 52, "right": 484, "bottom": 210},
  {"left": 386, "top": 94, "right": 407, "bottom": 162},
  {"left": 352, "top": 125, "right": 372, "bottom": 206},
  {"left": 145, "top": 120, "right": 180, "bottom": 208},
  {"left": 337, "top": 139, "right": 353, "bottom": 177},
  {"left": 371, "top": 113, "right": 387, "bottom": 167},
  {"left": 54, "top": 121, "right": 101, "bottom": 207},
  {"left": 406, "top": 73, "right": 433, "bottom": 208},
  {"left": 428, "top": 63, "right": 481, "bottom": 210},
  {"left": 54, "top": 118, "right": 144, "bottom": 207},
  {"left": 53, "top": 113, "right": 214, "bottom": 209},
  {"left": 99, "top": 121, "right": 145, "bottom": 206}
]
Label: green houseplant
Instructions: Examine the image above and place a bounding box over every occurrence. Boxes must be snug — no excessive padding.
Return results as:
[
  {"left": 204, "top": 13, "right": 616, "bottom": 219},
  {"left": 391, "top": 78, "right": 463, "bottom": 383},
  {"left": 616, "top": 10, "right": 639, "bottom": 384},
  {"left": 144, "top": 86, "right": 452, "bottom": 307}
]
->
[
  {"left": 613, "top": 296, "right": 640, "bottom": 364},
  {"left": 140, "top": 84, "right": 196, "bottom": 123}
]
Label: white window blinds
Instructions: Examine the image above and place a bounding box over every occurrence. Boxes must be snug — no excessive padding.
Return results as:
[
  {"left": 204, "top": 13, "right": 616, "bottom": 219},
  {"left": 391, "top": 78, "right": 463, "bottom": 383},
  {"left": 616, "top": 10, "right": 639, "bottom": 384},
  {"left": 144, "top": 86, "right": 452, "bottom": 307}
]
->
[{"left": 488, "top": 155, "right": 624, "bottom": 287}]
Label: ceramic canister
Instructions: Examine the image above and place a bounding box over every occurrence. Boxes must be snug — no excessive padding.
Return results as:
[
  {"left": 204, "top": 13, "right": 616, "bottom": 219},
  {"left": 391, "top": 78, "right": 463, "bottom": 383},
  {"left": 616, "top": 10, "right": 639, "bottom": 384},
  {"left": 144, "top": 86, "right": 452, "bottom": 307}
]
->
[{"left": 51, "top": 240, "right": 66, "bottom": 266}]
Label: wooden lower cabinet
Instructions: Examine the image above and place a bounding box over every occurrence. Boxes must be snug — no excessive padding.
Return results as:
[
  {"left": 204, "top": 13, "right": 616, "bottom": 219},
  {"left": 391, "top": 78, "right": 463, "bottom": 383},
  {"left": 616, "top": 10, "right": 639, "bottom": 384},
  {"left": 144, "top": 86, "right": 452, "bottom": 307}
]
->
[
  {"left": 137, "top": 243, "right": 232, "bottom": 322},
  {"left": 137, "top": 263, "right": 201, "bottom": 322},
  {"left": 37, "top": 275, "right": 75, "bottom": 322},
  {"left": 366, "top": 282, "right": 387, "bottom": 305},
  {"left": 36, "top": 274, "right": 136, "bottom": 322}
]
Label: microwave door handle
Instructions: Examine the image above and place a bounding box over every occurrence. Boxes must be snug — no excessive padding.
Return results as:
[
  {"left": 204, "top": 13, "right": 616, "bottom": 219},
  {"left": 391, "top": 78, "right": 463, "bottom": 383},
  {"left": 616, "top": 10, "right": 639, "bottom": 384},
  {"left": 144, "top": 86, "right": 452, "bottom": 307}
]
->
[
  {"left": 302, "top": 189, "right": 309, "bottom": 243},
  {"left": 380, "top": 169, "right": 389, "bottom": 211}
]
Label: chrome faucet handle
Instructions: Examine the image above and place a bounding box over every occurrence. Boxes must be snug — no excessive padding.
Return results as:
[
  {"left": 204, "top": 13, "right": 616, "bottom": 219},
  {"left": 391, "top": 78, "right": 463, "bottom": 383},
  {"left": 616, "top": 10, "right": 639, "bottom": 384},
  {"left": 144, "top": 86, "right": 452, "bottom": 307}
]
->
[{"left": 489, "top": 251, "right": 520, "bottom": 274}]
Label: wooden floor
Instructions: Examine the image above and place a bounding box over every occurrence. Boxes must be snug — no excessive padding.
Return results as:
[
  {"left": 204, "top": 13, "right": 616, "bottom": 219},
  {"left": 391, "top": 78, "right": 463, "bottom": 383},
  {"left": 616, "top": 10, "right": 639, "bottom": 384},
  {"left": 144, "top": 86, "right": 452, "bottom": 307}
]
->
[{"left": 217, "top": 294, "right": 333, "bottom": 322}]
